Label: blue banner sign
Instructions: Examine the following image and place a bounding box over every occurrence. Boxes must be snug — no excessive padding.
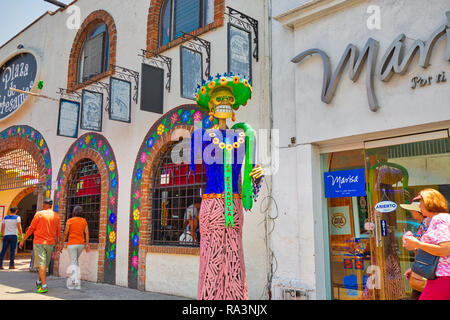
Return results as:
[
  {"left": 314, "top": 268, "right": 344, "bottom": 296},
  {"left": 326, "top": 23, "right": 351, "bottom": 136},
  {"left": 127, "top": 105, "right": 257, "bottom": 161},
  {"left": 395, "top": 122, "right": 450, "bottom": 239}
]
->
[{"left": 324, "top": 168, "right": 366, "bottom": 198}]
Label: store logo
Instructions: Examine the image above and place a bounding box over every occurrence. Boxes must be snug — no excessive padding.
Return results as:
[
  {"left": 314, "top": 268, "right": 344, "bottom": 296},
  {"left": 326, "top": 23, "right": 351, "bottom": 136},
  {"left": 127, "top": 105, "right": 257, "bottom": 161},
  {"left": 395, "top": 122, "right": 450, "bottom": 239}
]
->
[
  {"left": 375, "top": 201, "right": 397, "bottom": 213},
  {"left": 331, "top": 212, "right": 347, "bottom": 229},
  {"left": 291, "top": 10, "right": 450, "bottom": 112}
]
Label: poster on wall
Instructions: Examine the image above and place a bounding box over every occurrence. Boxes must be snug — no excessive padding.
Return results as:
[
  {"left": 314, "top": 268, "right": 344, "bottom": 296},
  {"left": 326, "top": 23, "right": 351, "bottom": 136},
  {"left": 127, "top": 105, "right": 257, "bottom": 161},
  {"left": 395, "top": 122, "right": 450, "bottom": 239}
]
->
[
  {"left": 109, "top": 77, "right": 131, "bottom": 123},
  {"left": 81, "top": 89, "right": 103, "bottom": 132},
  {"left": 329, "top": 206, "right": 352, "bottom": 236},
  {"left": 324, "top": 168, "right": 366, "bottom": 198},
  {"left": 57, "top": 99, "right": 80, "bottom": 138},
  {"left": 227, "top": 23, "right": 252, "bottom": 83},
  {"left": 180, "top": 46, "right": 203, "bottom": 100}
]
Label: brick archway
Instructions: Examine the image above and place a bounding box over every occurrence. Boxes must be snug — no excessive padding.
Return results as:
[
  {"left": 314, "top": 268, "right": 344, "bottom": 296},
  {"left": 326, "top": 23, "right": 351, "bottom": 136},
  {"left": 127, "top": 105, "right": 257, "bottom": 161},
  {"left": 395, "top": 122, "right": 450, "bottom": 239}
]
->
[
  {"left": 10, "top": 186, "right": 36, "bottom": 208},
  {"left": 67, "top": 9, "right": 117, "bottom": 91},
  {"left": 146, "top": 0, "right": 225, "bottom": 54},
  {"left": 128, "top": 104, "right": 213, "bottom": 290},
  {"left": 53, "top": 133, "right": 118, "bottom": 284},
  {"left": 0, "top": 126, "right": 52, "bottom": 208}
]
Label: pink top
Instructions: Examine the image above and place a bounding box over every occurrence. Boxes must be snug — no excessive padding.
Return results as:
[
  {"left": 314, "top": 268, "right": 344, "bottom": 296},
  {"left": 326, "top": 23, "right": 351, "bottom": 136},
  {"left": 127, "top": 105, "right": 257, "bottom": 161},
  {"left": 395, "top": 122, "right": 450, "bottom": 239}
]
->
[{"left": 420, "top": 213, "right": 450, "bottom": 277}]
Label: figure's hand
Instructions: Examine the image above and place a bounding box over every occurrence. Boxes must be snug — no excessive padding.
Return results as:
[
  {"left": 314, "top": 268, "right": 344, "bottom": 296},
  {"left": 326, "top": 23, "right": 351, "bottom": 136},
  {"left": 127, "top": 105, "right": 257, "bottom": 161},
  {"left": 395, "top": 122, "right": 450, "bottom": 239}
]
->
[
  {"left": 19, "top": 239, "right": 24, "bottom": 249},
  {"left": 85, "top": 243, "right": 90, "bottom": 252},
  {"left": 249, "top": 165, "right": 264, "bottom": 179},
  {"left": 404, "top": 268, "right": 412, "bottom": 279}
]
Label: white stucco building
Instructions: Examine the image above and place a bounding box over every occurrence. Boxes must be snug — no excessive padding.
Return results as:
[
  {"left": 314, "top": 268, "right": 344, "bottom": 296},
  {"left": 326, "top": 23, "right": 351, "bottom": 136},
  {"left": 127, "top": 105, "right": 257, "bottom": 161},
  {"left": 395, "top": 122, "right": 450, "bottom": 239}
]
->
[
  {"left": 0, "top": 0, "right": 272, "bottom": 299},
  {"left": 271, "top": 0, "right": 450, "bottom": 300}
]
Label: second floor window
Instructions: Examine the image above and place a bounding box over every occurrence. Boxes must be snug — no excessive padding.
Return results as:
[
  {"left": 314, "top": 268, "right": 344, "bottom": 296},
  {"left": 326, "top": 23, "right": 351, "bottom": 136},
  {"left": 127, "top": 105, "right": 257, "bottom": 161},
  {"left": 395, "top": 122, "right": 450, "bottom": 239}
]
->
[
  {"left": 159, "top": 0, "right": 214, "bottom": 47},
  {"left": 77, "top": 23, "right": 110, "bottom": 83}
]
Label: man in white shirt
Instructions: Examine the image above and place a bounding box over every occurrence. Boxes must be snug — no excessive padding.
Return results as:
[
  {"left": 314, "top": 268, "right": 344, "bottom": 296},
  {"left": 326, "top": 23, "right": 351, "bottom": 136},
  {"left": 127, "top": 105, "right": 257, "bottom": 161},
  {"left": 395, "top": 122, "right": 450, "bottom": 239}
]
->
[
  {"left": 180, "top": 198, "right": 202, "bottom": 243},
  {"left": 0, "top": 207, "right": 23, "bottom": 269}
]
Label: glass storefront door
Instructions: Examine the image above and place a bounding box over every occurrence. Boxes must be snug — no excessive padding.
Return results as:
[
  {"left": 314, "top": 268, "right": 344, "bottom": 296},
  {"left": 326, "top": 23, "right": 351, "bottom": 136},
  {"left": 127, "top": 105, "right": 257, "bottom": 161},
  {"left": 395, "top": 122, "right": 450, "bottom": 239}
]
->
[{"left": 323, "top": 134, "right": 450, "bottom": 300}]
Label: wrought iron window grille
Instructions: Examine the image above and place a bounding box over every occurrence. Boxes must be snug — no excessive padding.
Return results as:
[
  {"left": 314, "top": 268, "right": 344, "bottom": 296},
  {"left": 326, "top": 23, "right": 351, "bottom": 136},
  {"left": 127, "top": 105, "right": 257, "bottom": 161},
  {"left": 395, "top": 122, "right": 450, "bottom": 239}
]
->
[
  {"left": 226, "top": 6, "right": 259, "bottom": 62},
  {"left": 57, "top": 88, "right": 82, "bottom": 103}
]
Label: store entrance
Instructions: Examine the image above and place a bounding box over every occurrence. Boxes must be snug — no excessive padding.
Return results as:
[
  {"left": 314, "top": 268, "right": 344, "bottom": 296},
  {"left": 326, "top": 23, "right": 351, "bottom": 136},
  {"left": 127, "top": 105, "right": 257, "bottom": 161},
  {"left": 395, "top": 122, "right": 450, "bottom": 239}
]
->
[{"left": 323, "top": 133, "right": 450, "bottom": 300}]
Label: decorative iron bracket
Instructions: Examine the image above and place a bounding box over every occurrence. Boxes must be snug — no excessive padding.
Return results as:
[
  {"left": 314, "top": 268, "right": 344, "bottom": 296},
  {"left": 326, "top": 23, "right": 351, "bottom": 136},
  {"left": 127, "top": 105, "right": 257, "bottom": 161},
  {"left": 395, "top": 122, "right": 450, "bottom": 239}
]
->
[
  {"left": 180, "top": 31, "right": 211, "bottom": 79},
  {"left": 86, "top": 81, "right": 111, "bottom": 111},
  {"left": 57, "top": 88, "right": 82, "bottom": 103},
  {"left": 226, "top": 6, "right": 259, "bottom": 62},
  {"left": 110, "top": 64, "right": 140, "bottom": 103},
  {"left": 139, "top": 49, "right": 172, "bottom": 92}
]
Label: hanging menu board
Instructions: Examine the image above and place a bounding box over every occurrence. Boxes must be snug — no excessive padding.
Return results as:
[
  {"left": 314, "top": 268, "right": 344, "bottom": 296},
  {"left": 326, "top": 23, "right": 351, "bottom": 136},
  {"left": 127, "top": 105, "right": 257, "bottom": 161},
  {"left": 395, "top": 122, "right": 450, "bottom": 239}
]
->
[
  {"left": 57, "top": 99, "right": 80, "bottom": 138},
  {"left": 180, "top": 46, "right": 203, "bottom": 100},
  {"left": 81, "top": 89, "right": 103, "bottom": 132},
  {"left": 228, "top": 23, "right": 252, "bottom": 83},
  {"left": 0, "top": 53, "right": 37, "bottom": 120}
]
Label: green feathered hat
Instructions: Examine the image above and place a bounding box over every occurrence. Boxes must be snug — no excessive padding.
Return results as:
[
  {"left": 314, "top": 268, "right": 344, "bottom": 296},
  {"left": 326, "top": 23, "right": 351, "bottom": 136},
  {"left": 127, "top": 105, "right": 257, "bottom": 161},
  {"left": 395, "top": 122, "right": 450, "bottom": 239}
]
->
[{"left": 195, "top": 73, "right": 252, "bottom": 112}]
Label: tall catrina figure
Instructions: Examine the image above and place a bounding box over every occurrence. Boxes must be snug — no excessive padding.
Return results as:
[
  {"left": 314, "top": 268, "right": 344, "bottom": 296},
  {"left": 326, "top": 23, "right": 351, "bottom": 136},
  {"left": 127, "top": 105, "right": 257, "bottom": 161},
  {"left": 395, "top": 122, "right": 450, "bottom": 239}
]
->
[{"left": 191, "top": 74, "right": 263, "bottom": 300}]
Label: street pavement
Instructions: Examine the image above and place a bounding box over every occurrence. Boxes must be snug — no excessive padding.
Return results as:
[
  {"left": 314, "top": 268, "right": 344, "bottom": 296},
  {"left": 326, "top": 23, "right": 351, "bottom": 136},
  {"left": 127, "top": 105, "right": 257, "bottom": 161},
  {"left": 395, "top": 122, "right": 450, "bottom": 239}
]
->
[{"left": 0, "top": 257, "right": 189, "bottom": 300}]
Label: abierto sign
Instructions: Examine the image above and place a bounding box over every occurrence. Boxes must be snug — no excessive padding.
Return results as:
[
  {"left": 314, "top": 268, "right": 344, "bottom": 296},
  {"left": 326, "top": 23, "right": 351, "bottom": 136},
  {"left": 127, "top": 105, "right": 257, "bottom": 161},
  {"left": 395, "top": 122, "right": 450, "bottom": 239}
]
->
[{"left": 0, "top": 52, "right": 37, "bottom": 120}]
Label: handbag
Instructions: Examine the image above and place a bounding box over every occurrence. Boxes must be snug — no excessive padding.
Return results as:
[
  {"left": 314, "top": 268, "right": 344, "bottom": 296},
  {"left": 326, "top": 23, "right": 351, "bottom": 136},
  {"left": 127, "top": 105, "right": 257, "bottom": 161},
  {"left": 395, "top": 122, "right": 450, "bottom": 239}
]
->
[
  {"left": 411, "top": 249, "right": 439, "bottom": 280},
  {"left": 409, "top": 271, "right": 427, "bottom": 292}
]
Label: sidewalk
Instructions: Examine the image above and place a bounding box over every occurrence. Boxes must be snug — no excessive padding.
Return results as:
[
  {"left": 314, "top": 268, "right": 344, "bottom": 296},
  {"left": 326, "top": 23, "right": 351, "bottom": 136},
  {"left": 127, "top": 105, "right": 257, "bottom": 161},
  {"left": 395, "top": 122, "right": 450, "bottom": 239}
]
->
[{"left": 0, "top": 257, "right": 189, "bottom": 300}]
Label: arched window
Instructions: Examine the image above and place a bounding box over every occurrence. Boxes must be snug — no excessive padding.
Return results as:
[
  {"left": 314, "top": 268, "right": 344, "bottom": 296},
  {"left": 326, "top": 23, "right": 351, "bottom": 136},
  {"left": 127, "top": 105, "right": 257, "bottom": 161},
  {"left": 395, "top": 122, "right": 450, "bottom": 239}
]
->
[
  {"left": 66, "top": 159, "right": 101, "bottom": 242},
  {"left": 150, "top": 140, "right": 206, "bottom": 246},
  {"left": 77, "top": 23, "right": 110, "bottom": 83},
  {"left": 159, "top": 0, "right": 214, "bottom": 46}
]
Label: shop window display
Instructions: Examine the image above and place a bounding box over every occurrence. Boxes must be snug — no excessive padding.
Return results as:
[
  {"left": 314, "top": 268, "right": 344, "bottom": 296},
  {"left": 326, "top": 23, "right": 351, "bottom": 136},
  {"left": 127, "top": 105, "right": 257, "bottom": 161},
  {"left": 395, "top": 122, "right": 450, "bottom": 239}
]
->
[{"left": 322, "top": 137, "right": 450, "bottom": 300}]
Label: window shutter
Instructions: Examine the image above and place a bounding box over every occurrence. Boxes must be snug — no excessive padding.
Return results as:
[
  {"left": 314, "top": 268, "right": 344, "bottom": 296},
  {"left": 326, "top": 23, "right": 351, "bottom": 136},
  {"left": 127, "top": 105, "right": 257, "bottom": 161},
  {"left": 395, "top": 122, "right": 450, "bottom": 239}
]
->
[
  {"left": 82, "top": 32, "right": 105, "bottom": 81},
  {"left": 174, "top": 0, "right": 200, "bottom": 39}
]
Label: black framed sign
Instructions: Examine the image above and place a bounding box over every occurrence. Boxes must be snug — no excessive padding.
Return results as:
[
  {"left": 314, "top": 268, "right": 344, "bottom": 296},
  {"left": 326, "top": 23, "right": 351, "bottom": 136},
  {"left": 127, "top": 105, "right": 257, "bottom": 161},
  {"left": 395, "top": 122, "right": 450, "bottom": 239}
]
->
[
  {"left": 227, "top": 23, "right": 252, "bottom": 83},
  {"left": 180, "top": 46, "right": 203, "bottom": 100},
  {"left": 57, "top": 99, "right": 80, "bottom": 138},
  {"left": 110, "top": 77, "right": 131, "bottom": 123},
  {"left": 140, "top": 63, "right": 164, "bottom": 114},
  {"left": 81, "top": 89, "right": 103, "bottom": 132}
]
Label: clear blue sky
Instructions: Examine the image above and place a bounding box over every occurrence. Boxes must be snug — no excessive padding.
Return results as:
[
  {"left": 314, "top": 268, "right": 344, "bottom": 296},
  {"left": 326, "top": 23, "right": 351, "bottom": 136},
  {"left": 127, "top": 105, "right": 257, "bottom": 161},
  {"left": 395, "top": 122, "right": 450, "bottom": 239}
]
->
[{"left": 0, "top": 0, "right": 72, "bottom": 47}]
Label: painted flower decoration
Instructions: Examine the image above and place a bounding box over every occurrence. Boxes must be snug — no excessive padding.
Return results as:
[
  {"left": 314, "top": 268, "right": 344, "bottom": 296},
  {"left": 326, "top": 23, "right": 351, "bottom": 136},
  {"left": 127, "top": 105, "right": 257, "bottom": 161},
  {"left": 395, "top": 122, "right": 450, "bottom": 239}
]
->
[
  {"left": 133, "top": 208, "right": 140, "bottom": 221},
  {"left": 133, "top": 234, "right": 139, "bottom": 247},
  {"left": 203, "top": 117, "right": 212, "bottom": 129},
  {"left": 111, "top": 177, "right": 117, "bottom": 188},
  {"left": 200, "top": 86, "right": 207, "bottom": 95},
  {"left": 181, "top": 110, "right": 190, "bottom": 122},
  {"left": 136, "top": 168, "right": 143, "bottom": 180},
  {"left": 233, "top": 76, "right": 240, "bottom": 84},
  {"left": 132, "top": 255, "right": 138, "bottom": 268},
  {"left": 109, "top": 161, "right": 115, "bottom": 171},
  {"left": 109, "top": 231, "right": 116, "bottom": 243},
  {"left": 220, "top": 77, "right": 228, "bottom": 85},
  {"left": 109, "top": 213, "right": 116, "bottom": 225},
  {"left": 157, "top": 124, "right": 165, "bottom": 135},
  {"left": 134, "top": 190, "right": 140, "bottom": 200},
  {"left": 146, "top": 137, "right": 154, "bottom": 148},
  {"left": 62, "top": 163, "right": 67, "bottom": 172},
  {"left": 208, "top": 81, "right": 216, "bottom": 89},
  {"left": 193, "top": 111, "right": 202, "bottom": 122},
  {"left": 85, "top": 135, "right": 91, "bottom": 144},
  {"left": 170, "top": 112, "right": 179, "bottom": 124},
  {"left": 140, "top": 152, "right": 147, "bottom": 164},
  {"left": 104, "top": 148, "right": 110, "bottom": 157},
  {"left": 110, "top": 196, "right": 116, "bottom": 206},
  {"left": 109, "top": 250, "right": 115, "bottom": 262}
]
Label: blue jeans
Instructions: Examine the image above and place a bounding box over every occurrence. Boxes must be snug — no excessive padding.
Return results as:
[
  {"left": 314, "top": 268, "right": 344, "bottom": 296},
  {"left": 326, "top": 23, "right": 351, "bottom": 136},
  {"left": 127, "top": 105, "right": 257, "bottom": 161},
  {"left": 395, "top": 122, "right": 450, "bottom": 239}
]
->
[{"left": 0, "top": 235, "right": 18, "bottom": 267}]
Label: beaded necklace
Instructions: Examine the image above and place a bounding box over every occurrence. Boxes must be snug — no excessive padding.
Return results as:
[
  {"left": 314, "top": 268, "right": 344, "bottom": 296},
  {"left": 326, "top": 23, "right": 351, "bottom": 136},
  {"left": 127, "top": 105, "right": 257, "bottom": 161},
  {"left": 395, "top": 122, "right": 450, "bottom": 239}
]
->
[{"left": 207, "top": 130, "right": 245, "bottom": 150}]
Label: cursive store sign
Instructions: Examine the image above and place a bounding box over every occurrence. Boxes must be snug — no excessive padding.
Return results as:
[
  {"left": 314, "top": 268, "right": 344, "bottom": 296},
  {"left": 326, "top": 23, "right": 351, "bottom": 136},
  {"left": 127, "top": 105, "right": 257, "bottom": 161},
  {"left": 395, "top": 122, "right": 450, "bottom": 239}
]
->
[
  {"left": 411, "top": 71, "right": 447, "bottom": 89},
  {"left": 324, "top": 168, "right": 366, "bottom": 198},
  {"left": 292, "top": 11, "right": 450, "bottom": 112},
  {"left": 0, "top": 53, "right": 37, "bottom": 120}
]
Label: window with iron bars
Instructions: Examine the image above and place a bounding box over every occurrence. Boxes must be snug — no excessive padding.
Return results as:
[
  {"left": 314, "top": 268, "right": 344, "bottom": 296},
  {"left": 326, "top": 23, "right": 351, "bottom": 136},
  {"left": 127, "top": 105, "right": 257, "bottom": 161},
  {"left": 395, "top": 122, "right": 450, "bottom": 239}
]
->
[
  {"left": 65, "top": 159, "right": 101, "bottom": 243},
  {"left": 150, "top": 140, "right": 206, "bottom": 247}
]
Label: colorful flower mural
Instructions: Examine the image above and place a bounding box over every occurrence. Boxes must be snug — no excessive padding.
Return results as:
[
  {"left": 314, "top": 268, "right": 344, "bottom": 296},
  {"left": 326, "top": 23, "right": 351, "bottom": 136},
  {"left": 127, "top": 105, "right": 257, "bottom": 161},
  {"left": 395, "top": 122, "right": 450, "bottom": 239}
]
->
[{"left": 53, "top": 132, "right": 118, "bottom": 285}]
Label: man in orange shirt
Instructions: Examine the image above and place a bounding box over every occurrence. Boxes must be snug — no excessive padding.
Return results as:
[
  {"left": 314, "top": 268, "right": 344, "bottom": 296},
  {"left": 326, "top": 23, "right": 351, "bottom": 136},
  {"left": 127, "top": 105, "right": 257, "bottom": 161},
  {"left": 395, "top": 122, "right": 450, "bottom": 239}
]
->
[{"left": 19, "top": 199, "right": 61, "bottom": 294}]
